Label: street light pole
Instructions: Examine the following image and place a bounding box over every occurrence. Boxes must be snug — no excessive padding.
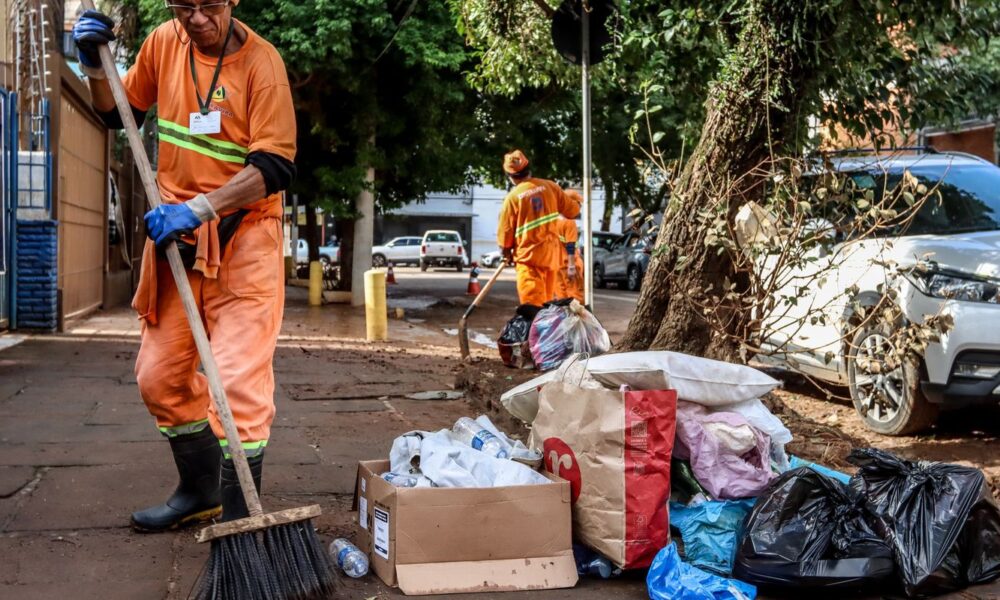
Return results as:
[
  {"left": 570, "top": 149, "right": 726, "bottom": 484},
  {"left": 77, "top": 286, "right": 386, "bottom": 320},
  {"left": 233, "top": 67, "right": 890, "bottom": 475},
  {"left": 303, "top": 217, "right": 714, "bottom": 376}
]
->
[{"left": 581, "top": 1, "right": 594, "bottom": 309}]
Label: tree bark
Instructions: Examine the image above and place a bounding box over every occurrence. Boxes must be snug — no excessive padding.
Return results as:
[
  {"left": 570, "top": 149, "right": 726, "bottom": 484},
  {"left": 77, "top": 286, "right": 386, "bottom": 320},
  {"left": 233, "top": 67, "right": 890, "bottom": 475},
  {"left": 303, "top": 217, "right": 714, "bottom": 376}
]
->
[
  {"left": 336, "top": 218, "right": 355, "bottom": 292},
  {"left": 618, "top": 1, "right": 819, "bottom": 361},
  {"left": 601, "top": 180, "right": 614, "bottom": 231}
]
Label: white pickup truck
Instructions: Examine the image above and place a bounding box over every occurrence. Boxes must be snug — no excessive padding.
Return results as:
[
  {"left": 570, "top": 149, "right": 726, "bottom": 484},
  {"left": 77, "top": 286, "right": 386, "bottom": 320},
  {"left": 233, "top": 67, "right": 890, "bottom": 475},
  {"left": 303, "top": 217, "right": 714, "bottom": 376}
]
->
[
  {"left": 420, "top": 230, "right": 467, "bottom": 272},
  {"left": 286, "top": 239, "right": 340, "bottom": 265}
]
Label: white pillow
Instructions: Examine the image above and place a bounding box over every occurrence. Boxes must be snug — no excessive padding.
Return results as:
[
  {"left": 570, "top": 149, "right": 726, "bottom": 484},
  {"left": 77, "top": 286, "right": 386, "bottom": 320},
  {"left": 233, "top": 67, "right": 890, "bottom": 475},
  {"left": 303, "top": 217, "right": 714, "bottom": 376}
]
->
[
  {"left": 500, "top": 371, "right": 556, "bottom": 423},
  {"left": 585, "top": 351, "right": 779, "bottom": 406}
]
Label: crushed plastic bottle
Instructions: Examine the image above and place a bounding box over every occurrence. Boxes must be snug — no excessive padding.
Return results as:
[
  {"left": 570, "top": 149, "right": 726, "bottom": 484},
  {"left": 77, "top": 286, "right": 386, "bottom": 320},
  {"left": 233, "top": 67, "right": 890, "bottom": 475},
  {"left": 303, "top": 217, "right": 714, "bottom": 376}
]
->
[
  {"left": 452, "top": 417, "right": 512, "bottom": 459},
  {"left": 330, "top": 538, "right": 369, "bottom": 578},
  {"left": 573, "top": 544, "right": 622, "bottom": 579},
  {"left": 381, "top": 472, "right": 419, "bottom": 487}
]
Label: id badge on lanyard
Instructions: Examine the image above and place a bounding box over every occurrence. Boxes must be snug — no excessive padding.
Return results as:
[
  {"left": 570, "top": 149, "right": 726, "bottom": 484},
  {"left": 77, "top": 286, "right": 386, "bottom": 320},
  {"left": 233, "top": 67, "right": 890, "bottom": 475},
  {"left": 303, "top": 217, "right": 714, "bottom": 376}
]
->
[{"left": 189, "top": 20, "right": 233, "bottom": 136}]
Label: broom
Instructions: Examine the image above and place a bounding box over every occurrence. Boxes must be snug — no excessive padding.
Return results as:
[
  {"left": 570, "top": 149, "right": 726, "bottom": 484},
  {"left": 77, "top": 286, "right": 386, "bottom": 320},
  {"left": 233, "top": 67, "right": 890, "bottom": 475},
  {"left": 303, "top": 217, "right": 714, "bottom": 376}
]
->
[{"left": 82, "top": 2, "right": 337, "bottom": 598}]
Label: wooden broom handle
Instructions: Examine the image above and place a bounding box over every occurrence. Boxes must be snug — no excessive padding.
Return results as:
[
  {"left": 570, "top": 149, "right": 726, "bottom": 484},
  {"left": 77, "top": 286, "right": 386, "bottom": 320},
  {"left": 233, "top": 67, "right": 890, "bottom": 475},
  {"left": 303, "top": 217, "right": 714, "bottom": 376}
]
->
[{"left": 84, "top": 1, "right": 264, "bottom": 517}]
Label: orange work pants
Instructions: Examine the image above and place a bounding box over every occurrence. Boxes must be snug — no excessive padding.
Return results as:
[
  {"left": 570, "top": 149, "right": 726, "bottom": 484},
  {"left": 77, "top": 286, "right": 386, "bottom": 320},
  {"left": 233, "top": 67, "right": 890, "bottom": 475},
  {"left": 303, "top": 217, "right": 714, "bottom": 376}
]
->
[
  {"left": 134, "top": 218, "right": 284, "bottom": 455},
  {"left": 515, "top": 262, "right": 557, "bottom": 307},
  {"left": 556, "top": 254, "right": 584, "bottom": 303}
]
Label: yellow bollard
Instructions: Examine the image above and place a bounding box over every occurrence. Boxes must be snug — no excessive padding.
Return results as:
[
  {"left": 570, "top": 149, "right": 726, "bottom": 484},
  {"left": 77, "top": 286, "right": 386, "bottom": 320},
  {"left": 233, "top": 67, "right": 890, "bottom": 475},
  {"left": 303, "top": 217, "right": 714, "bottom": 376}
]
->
[
  {"left": 308, "top": 260, "right": 323, "bottom": 306},
  {"left": 365, "top": 269, "right": 388, "bottom": 342}
]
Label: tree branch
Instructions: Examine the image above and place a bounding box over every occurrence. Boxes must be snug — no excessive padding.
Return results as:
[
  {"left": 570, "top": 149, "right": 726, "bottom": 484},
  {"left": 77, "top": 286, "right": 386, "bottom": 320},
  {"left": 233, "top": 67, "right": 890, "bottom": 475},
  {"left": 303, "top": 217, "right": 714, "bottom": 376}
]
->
[{"left": 530, "top": 0, "right": 555, "bottom": 19}]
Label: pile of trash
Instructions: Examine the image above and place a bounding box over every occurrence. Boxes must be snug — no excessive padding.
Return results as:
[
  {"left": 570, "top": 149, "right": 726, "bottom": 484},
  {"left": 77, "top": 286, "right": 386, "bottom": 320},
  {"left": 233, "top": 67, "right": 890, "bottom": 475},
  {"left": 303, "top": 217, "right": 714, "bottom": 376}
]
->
[
  {"left": 498, "top": 299, "right": 611, "bottom": 371},
  {"left": 383, "top": 415, "right": 547, "bottom": 488},
  {"left": 498, "top": 350, "right": 1000, "bottom": 599}
]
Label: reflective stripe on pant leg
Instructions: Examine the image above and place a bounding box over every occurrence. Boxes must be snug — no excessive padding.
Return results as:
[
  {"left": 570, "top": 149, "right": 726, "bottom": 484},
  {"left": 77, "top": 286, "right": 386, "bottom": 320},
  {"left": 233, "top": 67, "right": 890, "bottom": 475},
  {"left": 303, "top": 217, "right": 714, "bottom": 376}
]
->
[
  {"left": 158, "top": 419, "right": 211, "bottom": 438},
  {"left": 219, "top": 438, "right": 268, "bottom": 459}
]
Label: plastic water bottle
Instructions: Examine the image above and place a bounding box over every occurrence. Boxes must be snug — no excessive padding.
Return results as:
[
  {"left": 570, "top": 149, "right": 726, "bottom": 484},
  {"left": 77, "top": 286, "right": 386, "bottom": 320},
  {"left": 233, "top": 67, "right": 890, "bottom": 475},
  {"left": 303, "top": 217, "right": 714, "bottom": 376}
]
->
[
  {"left": 573, "top": 544, "right": 621, "bottom": 579},
  {"left": 330, "top": 538, "right": 369, "bottom": 578},
  {"left": 381, "top": 472, "right": 418, "bottom": 487},
  {"left": 452, "top": 417, "right": 512, "bottom": 459}
]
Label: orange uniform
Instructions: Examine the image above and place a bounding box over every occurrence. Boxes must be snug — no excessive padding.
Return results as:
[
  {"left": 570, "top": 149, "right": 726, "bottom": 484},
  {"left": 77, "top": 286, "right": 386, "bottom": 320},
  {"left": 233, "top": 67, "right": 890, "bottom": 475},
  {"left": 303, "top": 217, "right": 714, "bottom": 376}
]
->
[
  {"left": 555, "top": 217, "right": 584, "bottom": 303},
  {"left": 497, "top": 178, "right": 581, "bottom": 306},
  {"left": 125, "top": 20, "right": 296, "bottom": 454}
]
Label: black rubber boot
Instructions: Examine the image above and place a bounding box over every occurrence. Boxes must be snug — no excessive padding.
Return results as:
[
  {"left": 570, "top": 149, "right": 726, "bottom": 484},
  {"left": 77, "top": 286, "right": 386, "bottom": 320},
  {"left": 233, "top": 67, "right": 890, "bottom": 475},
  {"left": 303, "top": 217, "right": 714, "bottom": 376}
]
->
[
  {"left": 220, "top": 454, "right": 264, "bottom": 522},
  {"left": 130, "top": 427, "right": 222, "bottom": 532}
]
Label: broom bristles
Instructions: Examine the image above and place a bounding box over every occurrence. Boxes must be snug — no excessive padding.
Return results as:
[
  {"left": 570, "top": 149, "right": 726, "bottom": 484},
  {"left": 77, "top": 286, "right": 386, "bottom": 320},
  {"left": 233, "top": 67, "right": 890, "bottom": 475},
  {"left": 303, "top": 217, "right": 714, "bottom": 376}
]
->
[
  {"left": 191, "top": 532, "right": 282, "bottom": 600},
  {"left": 264, "top": 519, "right": 337, "bottom": 600}
]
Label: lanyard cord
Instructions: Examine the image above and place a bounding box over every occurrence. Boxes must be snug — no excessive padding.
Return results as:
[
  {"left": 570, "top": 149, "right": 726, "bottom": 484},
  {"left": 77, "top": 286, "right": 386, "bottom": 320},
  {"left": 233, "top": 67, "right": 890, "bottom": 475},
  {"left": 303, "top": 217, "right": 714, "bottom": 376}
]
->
[{"left": 189, "top": 19, "right": 235, "bottom": 116}]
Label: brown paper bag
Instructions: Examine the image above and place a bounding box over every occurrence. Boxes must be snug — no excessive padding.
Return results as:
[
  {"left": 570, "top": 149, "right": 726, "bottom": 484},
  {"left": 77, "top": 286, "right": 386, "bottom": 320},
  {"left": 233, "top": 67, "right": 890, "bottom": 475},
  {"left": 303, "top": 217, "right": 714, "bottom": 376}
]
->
[{"left": 532, "top": 380, "right": 677, "bottom": 569}]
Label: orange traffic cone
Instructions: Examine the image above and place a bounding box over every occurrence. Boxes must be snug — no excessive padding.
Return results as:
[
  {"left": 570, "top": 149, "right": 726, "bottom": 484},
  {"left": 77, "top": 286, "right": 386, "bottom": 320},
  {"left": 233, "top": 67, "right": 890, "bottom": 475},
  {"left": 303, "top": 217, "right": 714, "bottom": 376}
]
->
[
  {"left": 386, "top": 262, "right": 397, "bottom": 284},
  {"left": 466, "top": 263, "right": 482, "bottom": 295}
]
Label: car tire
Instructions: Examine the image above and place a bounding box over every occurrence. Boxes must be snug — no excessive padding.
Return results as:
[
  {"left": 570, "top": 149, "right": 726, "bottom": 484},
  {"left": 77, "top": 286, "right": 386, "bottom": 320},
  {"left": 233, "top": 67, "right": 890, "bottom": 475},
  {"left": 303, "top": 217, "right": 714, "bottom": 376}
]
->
[
  {"left": 626, "top": 265, "right": 642, "bottom": 292},
  {"left": 594, "top": 263, "right": 606, "bottom": 289},
  {"left": 420, "top": 260, "right": 428, "bottom": 272},
  {"left": 847, "top": 322, "right": 939, "bottom": 436},
  {"left": 372, "top": 253, "right": 386, "bottom": 267}
]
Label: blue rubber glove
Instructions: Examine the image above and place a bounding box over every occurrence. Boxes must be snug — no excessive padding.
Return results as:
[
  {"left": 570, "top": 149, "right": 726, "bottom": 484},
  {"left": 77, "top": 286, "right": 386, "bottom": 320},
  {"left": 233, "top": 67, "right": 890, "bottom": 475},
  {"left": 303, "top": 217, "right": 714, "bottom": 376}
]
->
[
  {"left": 72, "top": 10, "right": 116, "bottom": 69},
  {"left": 144, "top": 203, "right": 205, "bottom": 250}
]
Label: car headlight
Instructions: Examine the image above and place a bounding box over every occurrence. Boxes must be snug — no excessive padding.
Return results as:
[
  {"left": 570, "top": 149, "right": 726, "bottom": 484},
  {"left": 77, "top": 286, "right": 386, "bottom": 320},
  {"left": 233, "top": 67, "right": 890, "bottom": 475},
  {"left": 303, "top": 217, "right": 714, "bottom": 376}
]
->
[{"left": 908, "top": 270, "right": 1000, "bottom": 303}]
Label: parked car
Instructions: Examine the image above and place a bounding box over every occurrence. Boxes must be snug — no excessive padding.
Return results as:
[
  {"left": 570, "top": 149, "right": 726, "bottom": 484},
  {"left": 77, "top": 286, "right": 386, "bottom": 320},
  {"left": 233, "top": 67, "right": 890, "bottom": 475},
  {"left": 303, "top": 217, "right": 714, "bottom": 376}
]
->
[
  {"left": 372, "top": 236, "right": 422, "bottom": 267},
  {"left": 756, "top": 151, "right": 1000, "bottom": 436},
  {"left": 480, "top": 250, "right": 503, "bottom": 268},
  {"left": 420, "top": 230, "right": 466, "bottom": 271},
  {"left": 592, "top": 231, "right": 653, "bottom": 291},
  {"left": 287, "top": 239, "right": 339, "bottom": 265}
]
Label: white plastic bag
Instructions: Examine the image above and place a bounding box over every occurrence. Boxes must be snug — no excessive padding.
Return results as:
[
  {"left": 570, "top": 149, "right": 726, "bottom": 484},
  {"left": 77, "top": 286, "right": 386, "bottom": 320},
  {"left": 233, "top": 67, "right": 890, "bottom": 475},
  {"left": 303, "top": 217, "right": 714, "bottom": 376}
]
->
[
  {"left": 529, "top": 300, "right": 611, "bottom": 371},
  {"left": 710, "top": 398, "right": 792, "bottom": 471},
  {"left": 585, "top": 351, "right": 780, "bottom": 406}
]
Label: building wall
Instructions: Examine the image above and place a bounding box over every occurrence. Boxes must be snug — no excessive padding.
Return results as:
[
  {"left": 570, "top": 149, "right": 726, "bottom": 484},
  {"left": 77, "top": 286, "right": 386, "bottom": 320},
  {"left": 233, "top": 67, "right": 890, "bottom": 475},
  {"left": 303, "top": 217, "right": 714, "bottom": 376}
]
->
[
  {"left": 56, "top": 73, "right": 107, "bottom": 320},
  {"left": 925, "top": 123, "right": 996, "bottom": 164}
]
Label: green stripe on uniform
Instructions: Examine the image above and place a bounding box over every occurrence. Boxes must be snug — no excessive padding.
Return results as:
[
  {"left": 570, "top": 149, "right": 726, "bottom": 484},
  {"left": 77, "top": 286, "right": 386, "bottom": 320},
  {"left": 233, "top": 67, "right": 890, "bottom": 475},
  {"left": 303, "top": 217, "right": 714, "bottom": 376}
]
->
[
  {"left": 516, "top": 212, "right": 560, "bottom": 237},
  {"left": 157, "top": 118, "right": 248, "bottom": 164},
  {"left": 219, "top": 439, "right": 268, "bottom": 458},
  {"left": 158, "top": 419, "right": 210, "bottom": 438},
  {"left": 159, "top": 132, "right": 246, "bottom": 164}
]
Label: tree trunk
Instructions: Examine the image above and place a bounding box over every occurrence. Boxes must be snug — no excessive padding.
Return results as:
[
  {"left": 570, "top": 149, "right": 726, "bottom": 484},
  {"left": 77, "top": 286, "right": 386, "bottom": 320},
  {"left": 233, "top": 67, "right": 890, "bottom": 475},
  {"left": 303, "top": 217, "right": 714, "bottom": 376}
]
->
[
  {"left": 305, "top": 201, "right": 320, "bottom": 263},
  {"left": 601, "top": 180, "right": 614, "bottom": 231},
  {"left": 618, "top": 1, "right": 819, "bottom": 362},
  {"left": 336, "top": 218, "right": 355, "bottom": 292}
]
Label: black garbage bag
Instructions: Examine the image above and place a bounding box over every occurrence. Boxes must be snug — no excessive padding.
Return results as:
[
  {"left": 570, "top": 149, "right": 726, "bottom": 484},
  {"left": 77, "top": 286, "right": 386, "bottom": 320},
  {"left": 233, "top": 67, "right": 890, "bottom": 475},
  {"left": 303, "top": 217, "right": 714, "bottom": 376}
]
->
[
  {"left": 733, "top": 466, "right": 895, "bottom": 590},
  {"left": 497, "top": 306, "right": 536, "bottom": 369},
  {"left": 847, "top": 448, "right": 1000, "bottom": 597}
]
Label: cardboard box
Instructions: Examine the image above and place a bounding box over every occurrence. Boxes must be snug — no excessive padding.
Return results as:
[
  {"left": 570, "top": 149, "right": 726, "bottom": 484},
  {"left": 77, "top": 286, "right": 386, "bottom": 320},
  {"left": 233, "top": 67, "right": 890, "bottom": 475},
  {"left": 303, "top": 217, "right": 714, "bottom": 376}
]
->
[{"left": 353, "top": 459, "right": 578, "bottom": 595}]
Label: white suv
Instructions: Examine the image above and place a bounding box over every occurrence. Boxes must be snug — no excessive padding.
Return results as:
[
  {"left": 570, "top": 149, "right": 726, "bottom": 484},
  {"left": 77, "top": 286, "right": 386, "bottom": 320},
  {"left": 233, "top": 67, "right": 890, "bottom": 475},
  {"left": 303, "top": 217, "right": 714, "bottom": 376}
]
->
[{"left": 757, "top": 151, "right": 1000, "bottom": 435}]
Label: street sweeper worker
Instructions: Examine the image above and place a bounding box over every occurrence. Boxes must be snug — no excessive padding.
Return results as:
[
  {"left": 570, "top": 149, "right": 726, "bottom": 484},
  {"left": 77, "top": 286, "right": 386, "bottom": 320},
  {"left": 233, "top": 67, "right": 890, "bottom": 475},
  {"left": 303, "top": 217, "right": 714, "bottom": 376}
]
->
[
  {"left": 555, "top": 190, "right": 585, "bottom": 303},
  {"left": 73, "top": 0, "right": 296, "bottom": 531},
  {"left": 497, "top": 150, "right": 581, "bottom": 309}
]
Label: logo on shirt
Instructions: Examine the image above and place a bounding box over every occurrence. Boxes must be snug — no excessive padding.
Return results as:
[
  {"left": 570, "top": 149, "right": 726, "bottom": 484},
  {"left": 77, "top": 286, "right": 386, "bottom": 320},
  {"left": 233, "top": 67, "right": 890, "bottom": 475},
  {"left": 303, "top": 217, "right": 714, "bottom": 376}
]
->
[
  {"left": 212, "top": 86, "right": 228, "bottom": 102},
  {"left": 531, "top": 196, "right": 543, "bottom": 212}
]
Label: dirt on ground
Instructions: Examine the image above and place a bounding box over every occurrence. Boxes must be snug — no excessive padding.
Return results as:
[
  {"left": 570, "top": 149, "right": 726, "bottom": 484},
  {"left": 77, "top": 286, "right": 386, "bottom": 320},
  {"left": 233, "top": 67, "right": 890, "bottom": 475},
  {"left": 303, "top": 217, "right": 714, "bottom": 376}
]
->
[{"left": 456, "top": 358, "right": 1000, "bottom": 500}]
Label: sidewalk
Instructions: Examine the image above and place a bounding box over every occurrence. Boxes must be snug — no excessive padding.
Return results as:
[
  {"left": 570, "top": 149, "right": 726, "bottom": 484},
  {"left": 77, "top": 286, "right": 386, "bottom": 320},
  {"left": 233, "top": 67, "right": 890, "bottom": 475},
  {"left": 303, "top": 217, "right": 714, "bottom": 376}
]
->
[{"left": 0, "top": 288, "right": 646, "bottom": 599}]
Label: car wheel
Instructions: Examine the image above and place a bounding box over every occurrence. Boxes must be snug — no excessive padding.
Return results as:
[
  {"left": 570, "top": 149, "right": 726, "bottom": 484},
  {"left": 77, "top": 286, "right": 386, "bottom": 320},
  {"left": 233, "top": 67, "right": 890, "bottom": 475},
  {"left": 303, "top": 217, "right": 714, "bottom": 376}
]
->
[
  {"left": 372, "top": 253, "right": 386, "bottom": 267},
  {"left": 626, "top": 265, "right": 642, "bottom": 292},
  {"left": 847, "top": 322, "right": 939, "bottom": 436},
  {"left": 420, "top": 260, "right": 428, "bottom": 272},
  {"left": 594, "top": 263, "right": 606, "bottom": 289}
]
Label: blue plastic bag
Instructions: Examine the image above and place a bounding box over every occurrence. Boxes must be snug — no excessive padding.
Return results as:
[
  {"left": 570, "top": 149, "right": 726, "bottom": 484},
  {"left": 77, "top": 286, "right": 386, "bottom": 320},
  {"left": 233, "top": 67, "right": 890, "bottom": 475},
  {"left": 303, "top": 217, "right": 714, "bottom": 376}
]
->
[
  {"left": 648, "top": 543, "right": 757, "bottom": 600},
  {"left": 670, "top": 498, "right": 755, "bottom": 575},
  {"left": 788, "top": 455, "right": 851, "bottom": 484}
]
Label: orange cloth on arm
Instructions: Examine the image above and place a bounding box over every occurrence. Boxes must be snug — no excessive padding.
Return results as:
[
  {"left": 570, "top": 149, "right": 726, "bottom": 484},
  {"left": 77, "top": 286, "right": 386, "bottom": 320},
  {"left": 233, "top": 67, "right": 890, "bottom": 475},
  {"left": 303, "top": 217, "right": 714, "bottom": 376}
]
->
[
  {"left": 134, "top": 218, "right": 284, "bottom": 447},
  {"left": 515, "top": 263, "right": 557, "bottom": 307},
  {"left": 497, "top": 177, "right": 581, "bottom": 268}
]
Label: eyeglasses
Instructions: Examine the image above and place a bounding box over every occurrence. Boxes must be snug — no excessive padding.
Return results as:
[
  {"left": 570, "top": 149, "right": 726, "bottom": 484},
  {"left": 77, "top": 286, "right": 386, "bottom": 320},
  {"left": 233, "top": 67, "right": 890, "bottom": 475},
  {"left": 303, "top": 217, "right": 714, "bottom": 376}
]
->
[{"left": 164, "top": 0, "right": 230, "bottom": 19}]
